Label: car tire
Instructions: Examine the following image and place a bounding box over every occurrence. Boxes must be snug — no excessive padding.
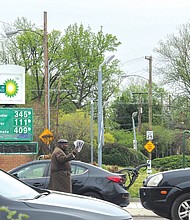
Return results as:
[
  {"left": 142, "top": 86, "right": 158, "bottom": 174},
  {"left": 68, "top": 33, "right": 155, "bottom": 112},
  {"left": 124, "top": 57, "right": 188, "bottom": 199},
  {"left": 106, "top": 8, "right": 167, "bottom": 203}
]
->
[
  {"left": 83, "top": 192, "right": 102, "bottom": 200},
  {"left": 171, "top": 193, "right": 190, "bottom": 220}
]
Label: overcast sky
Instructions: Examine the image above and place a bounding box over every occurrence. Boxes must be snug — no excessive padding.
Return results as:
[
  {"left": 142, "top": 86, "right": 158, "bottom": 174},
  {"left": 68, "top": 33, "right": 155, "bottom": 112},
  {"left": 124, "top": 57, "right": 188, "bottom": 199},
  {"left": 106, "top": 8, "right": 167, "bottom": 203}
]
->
[{"left": 0, "top": 0, "right": 190, "bottom": 81}]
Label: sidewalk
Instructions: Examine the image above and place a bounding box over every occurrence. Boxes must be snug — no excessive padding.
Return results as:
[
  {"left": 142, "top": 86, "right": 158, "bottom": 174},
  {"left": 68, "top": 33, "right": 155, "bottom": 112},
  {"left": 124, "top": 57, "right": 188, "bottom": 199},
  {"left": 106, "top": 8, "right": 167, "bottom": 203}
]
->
[{"left": 124, "top": 199, "right": 159, "bottom": 217}]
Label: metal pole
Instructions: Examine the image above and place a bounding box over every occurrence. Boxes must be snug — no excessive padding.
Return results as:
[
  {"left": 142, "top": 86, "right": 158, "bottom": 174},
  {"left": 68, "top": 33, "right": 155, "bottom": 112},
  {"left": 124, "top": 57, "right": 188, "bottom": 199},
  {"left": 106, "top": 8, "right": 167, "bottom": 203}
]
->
[
  {"left": 98, "top": 55, "right": 115, "bottom": 167},
  {"left": 98, "top": 65, "right": 103, "bottom": 167},
  {"left": 90, "top": 98, "right": 94, "bottom": 164},
  {"left": 56, "top": 78, "right": 61, "bottom": 137},
  {"left": 44, "top": 11, "right": 49, "bottom": 130},
  {"left": 132, "top": 112, "right": 138, "bottom": 150}
]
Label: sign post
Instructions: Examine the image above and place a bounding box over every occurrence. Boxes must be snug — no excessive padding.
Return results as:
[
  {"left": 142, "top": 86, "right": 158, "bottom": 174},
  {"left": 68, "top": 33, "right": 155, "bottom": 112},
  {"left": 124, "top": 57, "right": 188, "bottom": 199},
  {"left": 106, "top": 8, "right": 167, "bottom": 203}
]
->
[{"left": 144, "top": 141, "right": 155, "bottom": 175}]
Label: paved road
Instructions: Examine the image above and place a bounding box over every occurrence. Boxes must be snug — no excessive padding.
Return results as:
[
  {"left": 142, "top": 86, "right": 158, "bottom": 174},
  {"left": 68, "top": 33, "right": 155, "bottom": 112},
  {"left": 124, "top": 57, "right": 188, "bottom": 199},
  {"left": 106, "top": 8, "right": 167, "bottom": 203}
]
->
[
  {"left": 125, "top": 200, "right": 168, "bottom": 219},
  {"left": 133, "top": 217, "right": 167, "bottom": 220}
]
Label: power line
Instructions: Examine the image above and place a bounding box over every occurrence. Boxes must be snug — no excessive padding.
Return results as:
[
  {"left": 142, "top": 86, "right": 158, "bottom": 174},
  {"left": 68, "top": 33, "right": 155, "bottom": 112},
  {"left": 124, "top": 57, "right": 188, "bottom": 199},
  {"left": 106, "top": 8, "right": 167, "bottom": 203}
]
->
[{"left": 120, "top": 56, "right": 145, "bottom": 67}]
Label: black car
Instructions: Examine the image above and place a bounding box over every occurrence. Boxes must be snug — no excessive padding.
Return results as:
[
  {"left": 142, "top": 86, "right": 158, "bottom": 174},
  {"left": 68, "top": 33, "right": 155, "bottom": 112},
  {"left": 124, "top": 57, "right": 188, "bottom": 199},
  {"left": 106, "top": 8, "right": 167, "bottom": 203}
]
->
[
  {"left": 140, "top": 168, "right": 190, "bottom": 220},
  {"left": 0, "top": 168, "right": 133, "bottom": 220},
  {"left": 9, "top": 159, "right": 129, "bottom": 207}
]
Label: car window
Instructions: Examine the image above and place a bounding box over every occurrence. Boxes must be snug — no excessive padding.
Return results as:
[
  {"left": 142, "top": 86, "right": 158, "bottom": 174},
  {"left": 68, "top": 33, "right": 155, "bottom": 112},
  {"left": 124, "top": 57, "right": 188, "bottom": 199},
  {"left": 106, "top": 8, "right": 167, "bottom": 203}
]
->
[
  {"left": 47, "top": 162, "right": 88, "bottom": 176},
  {"left": 15, "top": 163, "right": 47, "bottom": 179},
  {"left": 71, "top": 164, "right": 87, "bottom": 175},
  {"left": 0, "top": 170, "right": 38, "bottom": 199}
]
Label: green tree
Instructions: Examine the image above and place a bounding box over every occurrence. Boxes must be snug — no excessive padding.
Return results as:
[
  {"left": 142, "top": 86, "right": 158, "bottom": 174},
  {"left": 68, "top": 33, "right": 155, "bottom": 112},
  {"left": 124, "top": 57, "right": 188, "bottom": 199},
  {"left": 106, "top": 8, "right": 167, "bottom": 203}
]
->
[
  {"left": 1, "top": 19, "right": 124, "bottom": 110},
  {"left": 110, "top": 82, "right": 167, "bottom": 130},
  {"left": 140, "top": 123, "right": 177, "bottom": 159},
  {"left": 166, "top": 95, "right": 190, "bottom": 130},
  {"left": 55, "top": 110, "right": 97, "bottom": 162},
  {"left": 153, "top": 21, "right": 190, "bottom": 131},
  {"left": 154, "top": 22, "right": 190, "bottom": 96},
  {"left": 55, "top": 23, "right": 123, "bottom": 110}
]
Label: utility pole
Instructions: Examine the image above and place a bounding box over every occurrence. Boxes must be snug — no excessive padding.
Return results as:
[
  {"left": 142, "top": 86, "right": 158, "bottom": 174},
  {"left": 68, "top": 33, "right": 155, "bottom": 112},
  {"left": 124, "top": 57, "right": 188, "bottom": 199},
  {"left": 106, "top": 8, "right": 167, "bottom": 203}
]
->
[
  {"left": 132, "top": 92, "right": 148, "bottom": 133},
  {"left": 44, "top": 11, "right": 49, "bottom": 130},
  {"left": 145, "top": 56, "right": 153, "bottom": 130},
  {"left": 145, "top": 56, "right": 153, "bottom": 162}
]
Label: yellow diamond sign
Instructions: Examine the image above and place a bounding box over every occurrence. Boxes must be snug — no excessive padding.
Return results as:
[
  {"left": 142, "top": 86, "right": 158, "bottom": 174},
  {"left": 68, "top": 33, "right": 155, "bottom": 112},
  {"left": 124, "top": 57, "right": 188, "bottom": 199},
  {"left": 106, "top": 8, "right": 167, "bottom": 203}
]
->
[
  {"left": 39, "top": 128, "right": 53, "bottom": 145},
  {"left": 144, "top": 141, "right": 155, "bottom": 153}
]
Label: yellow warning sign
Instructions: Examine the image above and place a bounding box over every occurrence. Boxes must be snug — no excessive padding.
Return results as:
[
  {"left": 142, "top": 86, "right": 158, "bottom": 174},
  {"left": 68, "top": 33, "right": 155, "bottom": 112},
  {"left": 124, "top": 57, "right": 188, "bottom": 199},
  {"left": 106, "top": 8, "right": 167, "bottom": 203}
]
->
[
  {"left": 144, "top": 141, "right": 155, "bottom": 153},
  {"left": 39, "top": 128, "right": 53, "bottom": 145}
]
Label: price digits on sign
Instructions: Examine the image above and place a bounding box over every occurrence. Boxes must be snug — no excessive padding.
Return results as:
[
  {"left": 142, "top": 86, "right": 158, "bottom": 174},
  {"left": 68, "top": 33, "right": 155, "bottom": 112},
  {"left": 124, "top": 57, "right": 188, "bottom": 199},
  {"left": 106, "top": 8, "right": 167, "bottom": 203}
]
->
[{"left": 13, "top": 110, "right": 32, "bottom": 134}]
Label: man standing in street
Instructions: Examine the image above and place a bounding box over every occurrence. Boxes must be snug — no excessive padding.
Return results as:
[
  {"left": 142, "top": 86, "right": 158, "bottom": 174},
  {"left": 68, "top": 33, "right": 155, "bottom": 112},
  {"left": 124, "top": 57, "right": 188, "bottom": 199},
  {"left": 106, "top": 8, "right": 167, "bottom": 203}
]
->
[{"left": 48, "top": 139, "right": 78, "bottom": 193}]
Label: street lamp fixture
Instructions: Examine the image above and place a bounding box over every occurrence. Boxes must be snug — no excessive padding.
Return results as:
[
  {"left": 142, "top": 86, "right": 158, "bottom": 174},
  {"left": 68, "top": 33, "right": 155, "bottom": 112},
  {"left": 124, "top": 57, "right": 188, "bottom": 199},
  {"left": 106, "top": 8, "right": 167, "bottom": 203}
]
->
[
  {"left": 98, "top": 55, "right": 115, "bottom": 167},
  {"left": 5, "top": 29, "right": 24, "bottom": 37},
  {"left": 5, "top": 12, "right": 49, "bottom": 130},
  {"left": 132, "top": 111, "right": 138, "bottom": 150}
]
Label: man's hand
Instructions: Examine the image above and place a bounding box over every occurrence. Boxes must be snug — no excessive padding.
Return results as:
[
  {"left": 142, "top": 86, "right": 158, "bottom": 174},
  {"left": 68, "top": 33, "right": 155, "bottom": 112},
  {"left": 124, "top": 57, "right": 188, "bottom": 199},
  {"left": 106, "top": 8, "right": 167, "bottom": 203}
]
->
[{"left": 72, "top": 149, "right": 78, "bottom": 156}]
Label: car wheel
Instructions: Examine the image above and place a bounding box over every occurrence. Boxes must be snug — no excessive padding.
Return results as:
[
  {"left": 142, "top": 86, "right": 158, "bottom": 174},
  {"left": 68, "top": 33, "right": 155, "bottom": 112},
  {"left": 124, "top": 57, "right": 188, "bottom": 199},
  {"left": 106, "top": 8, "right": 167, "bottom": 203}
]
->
[
  {"left": 171, "top": 193, "right": 190, "bottom": 220},
  {"left": 83, "top": 192, "right": 102, "bottom": 200}
]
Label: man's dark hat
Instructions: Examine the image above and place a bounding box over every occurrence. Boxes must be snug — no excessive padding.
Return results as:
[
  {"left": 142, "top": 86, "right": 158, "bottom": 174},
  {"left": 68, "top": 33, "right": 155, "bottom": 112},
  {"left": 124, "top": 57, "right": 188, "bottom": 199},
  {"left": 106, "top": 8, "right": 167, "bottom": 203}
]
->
[{"left": 58, "top": 139, "right": 68, "bottom": 143}]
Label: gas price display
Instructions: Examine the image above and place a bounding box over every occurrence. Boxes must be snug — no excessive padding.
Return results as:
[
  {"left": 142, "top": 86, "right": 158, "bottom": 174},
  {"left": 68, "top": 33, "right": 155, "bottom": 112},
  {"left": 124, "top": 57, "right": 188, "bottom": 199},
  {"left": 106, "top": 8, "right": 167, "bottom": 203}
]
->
[{"left": 0, "top": 108, "right": 33, "bottom": 141}]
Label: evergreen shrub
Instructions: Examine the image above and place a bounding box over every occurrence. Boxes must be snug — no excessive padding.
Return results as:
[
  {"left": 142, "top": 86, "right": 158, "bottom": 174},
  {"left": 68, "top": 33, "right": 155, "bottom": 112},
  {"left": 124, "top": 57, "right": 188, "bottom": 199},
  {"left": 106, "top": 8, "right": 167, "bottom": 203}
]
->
[
  {"left": 102, "top": 143, "right": 147, "bottom": 167},
  {"left": 152, "top": 155, "right": 190, "bottom": 171}
]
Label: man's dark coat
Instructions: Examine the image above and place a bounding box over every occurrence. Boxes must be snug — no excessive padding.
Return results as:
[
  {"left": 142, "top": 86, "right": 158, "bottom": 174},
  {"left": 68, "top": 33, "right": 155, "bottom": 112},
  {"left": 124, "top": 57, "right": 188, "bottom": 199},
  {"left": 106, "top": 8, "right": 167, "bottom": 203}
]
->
[{"left": 48, "top": 147, "right": 75, "bottom": 193}]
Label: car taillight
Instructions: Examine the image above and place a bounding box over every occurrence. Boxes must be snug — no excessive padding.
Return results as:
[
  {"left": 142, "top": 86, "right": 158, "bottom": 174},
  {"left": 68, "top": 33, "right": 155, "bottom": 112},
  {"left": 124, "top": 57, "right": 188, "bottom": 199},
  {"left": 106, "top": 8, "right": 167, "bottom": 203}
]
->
[{"left": 106, "top": 176, "right": 126, "bottom": 184}]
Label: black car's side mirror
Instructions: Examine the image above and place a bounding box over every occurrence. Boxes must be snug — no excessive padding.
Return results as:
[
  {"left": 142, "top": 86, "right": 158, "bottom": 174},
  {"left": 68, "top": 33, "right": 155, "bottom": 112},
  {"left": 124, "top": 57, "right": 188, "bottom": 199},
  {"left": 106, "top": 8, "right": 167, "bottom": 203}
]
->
[{"left": 12, "top": 173, "right": 19, "bottom": 179}]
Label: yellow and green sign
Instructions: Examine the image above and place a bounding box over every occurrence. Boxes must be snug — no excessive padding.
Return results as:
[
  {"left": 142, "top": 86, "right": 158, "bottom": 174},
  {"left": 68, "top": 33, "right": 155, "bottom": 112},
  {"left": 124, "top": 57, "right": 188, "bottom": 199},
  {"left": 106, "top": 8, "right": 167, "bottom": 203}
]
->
[{"left": 0, "top": 65, "right": 25, "bottom": 104}]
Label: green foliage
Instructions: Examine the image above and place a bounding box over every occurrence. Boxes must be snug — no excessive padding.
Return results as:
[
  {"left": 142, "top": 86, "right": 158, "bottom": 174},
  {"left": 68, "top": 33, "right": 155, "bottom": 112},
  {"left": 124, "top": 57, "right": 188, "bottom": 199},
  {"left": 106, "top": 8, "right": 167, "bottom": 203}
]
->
[
  {"left": 56, "top": 110, "right": 97, "bottom": 162},
  {"left": 110, "top": 129, "right": 145, "bottom": 152},
  {"left": 58, "top": 110, "right": 91, "bottom": 141},
  {"left": 152, "top": 155, "right": 190, "bottom": 171},
  {"left": 103, "top": 143, "right": 147, "bottom": 167},
  {"left": 104, "top": 132, "right": 115, "bottom": 143},
  {"left": 58, "top": 23, "right": 124, "bottom": 109},
  {"left": 2, "top": 18, "right": 124, "bottom": 112},
  {"left": 0, "top": 206, "right": 29, "bottom": 220},
  {"left": 111, "top": 82, "right": 167, "bottom": 130},
  {"left": 154, "top": 22, "right": 190, "bottom": 97},
  {"left": 111, "top": 130, "right": 132, "bottom": 146},
  {"left": 127, "top": 170, "right": 148, "bottom": 198},
  {"left": 140, "top": 124, "right": 177, "bottom": 158}
]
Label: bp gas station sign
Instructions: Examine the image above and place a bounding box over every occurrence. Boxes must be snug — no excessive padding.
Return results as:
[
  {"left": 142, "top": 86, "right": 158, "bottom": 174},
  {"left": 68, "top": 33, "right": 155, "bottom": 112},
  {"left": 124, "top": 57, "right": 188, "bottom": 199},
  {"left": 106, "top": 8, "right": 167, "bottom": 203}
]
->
[
  {"left": 0, "top": 64, "right": 25, "bottom": 104},
  {"left": 0, "top": 65, "right": 38, "bottom": 154},
  {"left": 0, "top": 108, "right": 33, "bottom": 141}
]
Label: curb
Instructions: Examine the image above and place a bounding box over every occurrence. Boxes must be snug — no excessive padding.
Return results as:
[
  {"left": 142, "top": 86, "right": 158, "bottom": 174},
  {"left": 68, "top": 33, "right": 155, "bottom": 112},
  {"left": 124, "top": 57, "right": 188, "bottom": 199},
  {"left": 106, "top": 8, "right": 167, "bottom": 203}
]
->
[
  {"left": 125, "top": 207, "right": 158, "bottom": 217},
  {"left": 123, "top": 199, "right": 159, "bottom": 217}
]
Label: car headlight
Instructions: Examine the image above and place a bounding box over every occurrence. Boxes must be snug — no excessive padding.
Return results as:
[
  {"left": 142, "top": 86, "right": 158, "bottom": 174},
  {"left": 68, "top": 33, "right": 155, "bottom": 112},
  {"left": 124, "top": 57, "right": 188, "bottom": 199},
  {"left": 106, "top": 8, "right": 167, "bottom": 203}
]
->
[{"left": 147, "top": 173, "right": 163, "bottom": 186}]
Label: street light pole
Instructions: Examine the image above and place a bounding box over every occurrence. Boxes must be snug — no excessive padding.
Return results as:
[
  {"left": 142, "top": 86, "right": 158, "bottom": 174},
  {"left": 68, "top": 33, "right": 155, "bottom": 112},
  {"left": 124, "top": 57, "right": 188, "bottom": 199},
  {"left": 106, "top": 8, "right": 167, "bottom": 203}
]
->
[
  {"left": 98, "top": 55, "right": 115, "bottom": 167},
  {"left": 90, "top": 98, "right": 94, "bottom": 164},
  {"left": 132, "top": 112, "right": 138, "bottom": 150}
]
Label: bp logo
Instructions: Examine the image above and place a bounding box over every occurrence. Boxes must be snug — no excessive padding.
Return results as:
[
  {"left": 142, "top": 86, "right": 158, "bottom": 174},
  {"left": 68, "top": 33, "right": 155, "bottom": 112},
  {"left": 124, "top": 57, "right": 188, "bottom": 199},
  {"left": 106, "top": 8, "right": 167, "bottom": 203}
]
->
[{"left": 4, "top": 79, "right": 19, "bottom": 98}]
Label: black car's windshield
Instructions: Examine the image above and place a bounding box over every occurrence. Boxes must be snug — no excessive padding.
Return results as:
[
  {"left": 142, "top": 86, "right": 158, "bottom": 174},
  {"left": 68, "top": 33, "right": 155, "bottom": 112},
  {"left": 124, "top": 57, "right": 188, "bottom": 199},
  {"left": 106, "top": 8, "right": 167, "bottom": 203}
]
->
[{"left": 0, "top": 170, "right": 39, "bottom": 200}]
